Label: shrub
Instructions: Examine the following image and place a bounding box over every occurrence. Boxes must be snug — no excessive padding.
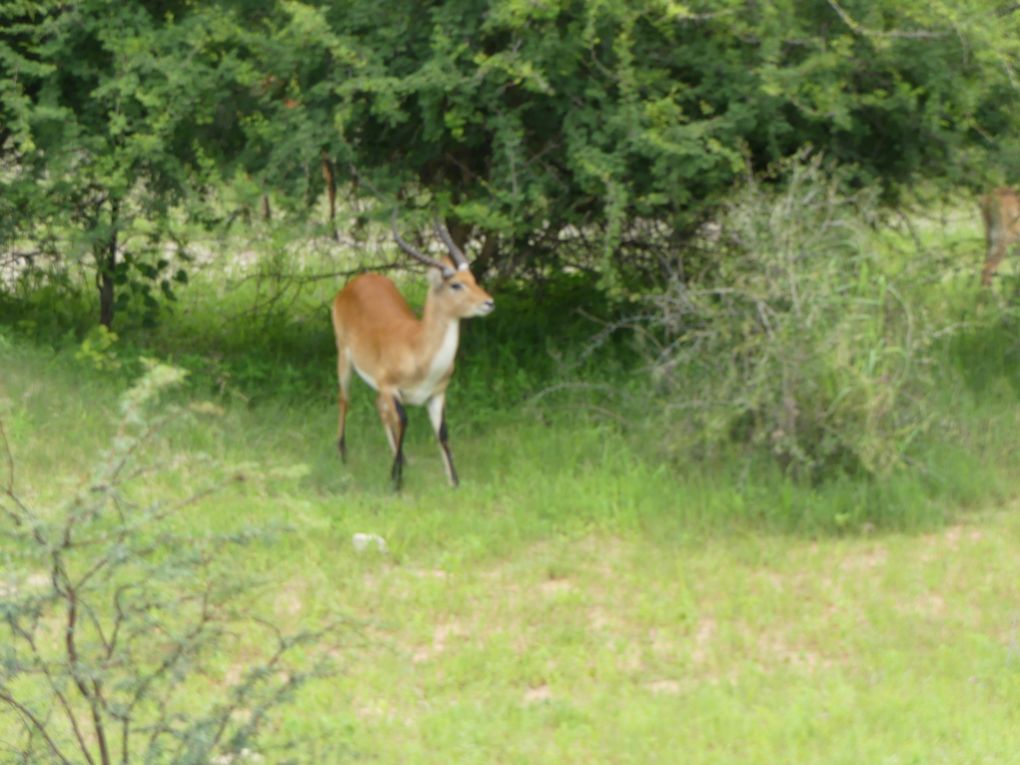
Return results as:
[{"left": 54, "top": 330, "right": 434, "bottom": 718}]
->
[
  {"left": 649, "top": 156, "right": 937, "bottom": 479},
  {"left": 0, "top": 363, "right": 334, "bottom": 765}
]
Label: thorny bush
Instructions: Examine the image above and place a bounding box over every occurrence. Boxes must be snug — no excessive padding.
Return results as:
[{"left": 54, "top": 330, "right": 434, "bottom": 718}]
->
[
  {"left": 0, "top": 362, "right": 336, "bottom": 765},
  {"left": 649, "top": 156, "right": 938, "bottom": 479}
]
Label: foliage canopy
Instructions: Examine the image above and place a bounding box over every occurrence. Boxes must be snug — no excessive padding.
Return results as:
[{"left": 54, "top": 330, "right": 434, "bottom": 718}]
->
[{"left": 3, "top": 1, "right": 1020, "bottom": 313}]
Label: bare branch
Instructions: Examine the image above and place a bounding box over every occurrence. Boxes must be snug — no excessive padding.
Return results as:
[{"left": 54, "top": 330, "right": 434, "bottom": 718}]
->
[
  {"left": 0, "top": 689, "right": 73, "bottom": 765},
  {"left": 1, "top": 368, "right": 336, "bottom": 765},
  {"left": 132, "top": 586, "right": 217, "bottom": 722},
  {"left": 0, "top": 419, "right": 13, "bottom": 496},
  {"left": 8, "top": 618, "right": 97, "bottom": 765},
  {"left": 63, "top": 584, "right": 104, "bottom": 765},
  {"left": 0, "top": 419, "right": 34, "bottom": 529},
  {"left": 826, "top": 0, "right": 946, "bottom": 39}
]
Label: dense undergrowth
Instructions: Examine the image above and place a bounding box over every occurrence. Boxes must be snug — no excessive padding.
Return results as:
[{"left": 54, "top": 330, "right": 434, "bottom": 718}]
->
[{"left": 3, "top": 186, "right": 1020, "bottom": 536}]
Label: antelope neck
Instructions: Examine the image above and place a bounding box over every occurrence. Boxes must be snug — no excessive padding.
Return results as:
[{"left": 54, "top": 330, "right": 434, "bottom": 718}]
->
[{"left": 419, "top": 295, "right": 461, "bottom": 363}]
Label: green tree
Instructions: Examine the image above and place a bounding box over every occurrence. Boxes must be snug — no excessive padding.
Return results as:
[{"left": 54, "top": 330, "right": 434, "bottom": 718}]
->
[
  {"left": 4, "top": 0, "right": 1020, "bottom": 325},
  {"left": 0, "top": 0, "right": 244, "bottom": 327},
  {"left": 224, "top": 0, "right": 1020, "bottom": 285}
]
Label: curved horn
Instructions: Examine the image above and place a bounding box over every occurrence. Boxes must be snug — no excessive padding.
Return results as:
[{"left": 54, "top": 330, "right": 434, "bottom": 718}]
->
[
  {"left": 434, "top": 218, "right": 470, "bottom": 271},
  {"left": 392, "top": 211, "right": 454, "bottom": 277}
]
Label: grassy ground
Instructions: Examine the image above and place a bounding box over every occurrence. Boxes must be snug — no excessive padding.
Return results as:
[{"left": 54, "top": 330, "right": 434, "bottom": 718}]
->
[
  {"left": 315, "top": 511, "right": 1020, "bottom": 765},
  {"left": 2, "top": 206, "right": 1020, "bottom": 762},
  {"left": 3, "top": 336, "right": 1020, "bottom": 763}
]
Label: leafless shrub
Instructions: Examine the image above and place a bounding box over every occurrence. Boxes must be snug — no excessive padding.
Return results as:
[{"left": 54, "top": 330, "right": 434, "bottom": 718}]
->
[
  {"left": 647, "top": 154, "right": 939, "bottom": 478},
  {"left": 0, "top": 364, "right": 338, "bottom": 765}
]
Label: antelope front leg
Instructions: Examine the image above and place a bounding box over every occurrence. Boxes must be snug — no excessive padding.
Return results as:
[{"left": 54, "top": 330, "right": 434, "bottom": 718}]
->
[{"left": 427, "top": 393, "right": 459, "bottom": 488}]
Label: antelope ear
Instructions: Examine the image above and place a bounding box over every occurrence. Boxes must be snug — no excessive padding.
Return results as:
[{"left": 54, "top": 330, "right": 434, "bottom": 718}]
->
[
  {"left": 428, "top": 256, "right": 457, "bottom": 288},
  {"left": 427, "top": 265, "right": 452, "bottom": 289}
]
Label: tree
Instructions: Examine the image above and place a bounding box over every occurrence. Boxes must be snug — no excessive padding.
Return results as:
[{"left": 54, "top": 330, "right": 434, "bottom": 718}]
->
[
  {"left": 217, "top": 0, "right": 1020, "bottom": 286},
  {"left": 0, "top": 0, "right": 243, "bottom": 327},
  {"left": 5, "top": 0, "right": 1020, "bottom": 324}
]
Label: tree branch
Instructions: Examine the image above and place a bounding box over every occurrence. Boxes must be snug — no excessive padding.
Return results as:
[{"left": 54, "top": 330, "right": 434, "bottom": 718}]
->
[
  {"left": 826, "top": 0, "right": 946, "bottom": 39},
  {"left": 0, "top": 419, "right": 35, "bottom": 530},
  {"left": 9, "top": 619, "right": 97, "bottom": 765},
  {"left": 0, "top": 688, "right": 73, "bottom": 765},
  {"left": 63, "top": 583, "right": 105, "bottom": 765}
]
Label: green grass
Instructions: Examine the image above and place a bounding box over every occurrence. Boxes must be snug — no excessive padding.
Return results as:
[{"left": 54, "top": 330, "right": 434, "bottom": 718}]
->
[
  {"left": 3, "top": 325, "right": 1020, "bottom": 763},
  {"left": 3, "top": 208, "right": 1020, "bottom": 762}
]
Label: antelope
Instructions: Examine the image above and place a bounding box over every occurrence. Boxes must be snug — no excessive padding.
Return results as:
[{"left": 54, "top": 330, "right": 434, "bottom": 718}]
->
[
  {"left": 980, "top": 187, "right": 1020, "bottom": 286},
  {"left": 330, "top": 217, "right": 494, "bottom": 489}
]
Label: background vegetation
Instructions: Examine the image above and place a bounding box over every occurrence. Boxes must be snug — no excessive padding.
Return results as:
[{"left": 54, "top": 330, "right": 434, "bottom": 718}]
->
[
  {"left": 3, "top": 1, "right": 1020, "bottom": 763},
  {"left": 5, "top": 0, "right": 1020, "bottom": 320}
]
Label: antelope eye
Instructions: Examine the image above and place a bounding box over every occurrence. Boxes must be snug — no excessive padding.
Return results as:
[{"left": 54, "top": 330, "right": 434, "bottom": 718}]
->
[{"left": 450, "top": 282, "right": 464, "bottom": 291}]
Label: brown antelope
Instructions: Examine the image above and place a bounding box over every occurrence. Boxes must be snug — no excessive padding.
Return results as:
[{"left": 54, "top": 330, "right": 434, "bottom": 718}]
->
[
  {"left": 330, "top": 217, "right": 494, "bottom": 489},
  {"left": 980, "top": 187, "right": 1020, "bottom": 286}
]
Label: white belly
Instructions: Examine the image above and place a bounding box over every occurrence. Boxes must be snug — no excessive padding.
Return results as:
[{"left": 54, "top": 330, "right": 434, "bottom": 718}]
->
[{"left": 401, "top": 322, "right": 459, "bottom": 405}]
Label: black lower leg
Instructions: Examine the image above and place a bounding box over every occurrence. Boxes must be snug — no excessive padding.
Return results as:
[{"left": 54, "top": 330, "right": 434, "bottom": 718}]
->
[
  {"left": 390, "top": 451, "right": 403, "bottom": 486},
  {"left": 337, "top": 433, "right": 347, "bottom": 462},
  {"left": 390, "top": 397, "right": 408, "bottom": 489},
  {"left": 438, "top": 418, "right": 459, "bottom": 488}
]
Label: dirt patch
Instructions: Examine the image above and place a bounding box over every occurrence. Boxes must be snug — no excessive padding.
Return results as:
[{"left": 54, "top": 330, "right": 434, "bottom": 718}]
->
[
  {"left": 755, "top": 632, "right": 834, "bottom": 673},
  {"left": 274, "top": 577, "right": 305, "bottom": 617},
  {"left": 539, "top": 578, "right": 572, "bottom": 596},
  {"left": 412, "top": 620, "right": 465, "bottom": 664},
  {"left": 839, "top": 545, "right": 888, "bottom": 572},
  {"left": 645, "top": 679, "right": 682, "bottom": 696},
  {"left": 691, "top": 617, "right": 716, "bottom": 665},
  {"left": 523, "top": 684, "right": 553, "bottom": 704}
]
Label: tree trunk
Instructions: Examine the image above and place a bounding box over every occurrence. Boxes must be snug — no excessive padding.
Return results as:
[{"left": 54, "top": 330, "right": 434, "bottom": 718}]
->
[
  {"left": 97, "top": 201, "right": 119, "bottom": 329},
  {"left": 471, "top": 230, "right": 499, "bottom": 279},
  {"left": 447, "top": 218, "right": 471, "bottom": 251},
  {"left": 321, "top": 151, "right": 338, "bottom": 241}
]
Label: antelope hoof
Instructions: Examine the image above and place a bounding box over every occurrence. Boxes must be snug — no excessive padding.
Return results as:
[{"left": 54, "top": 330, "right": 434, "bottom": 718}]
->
[{"left": 390, "top": 456, "right": 404, "bottom": 491}]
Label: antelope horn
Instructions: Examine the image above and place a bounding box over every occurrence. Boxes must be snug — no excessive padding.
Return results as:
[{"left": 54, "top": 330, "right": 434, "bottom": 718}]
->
[
  {"left": 434, "top": 218, "right": 470, "bottom": 271},
  {"left": 391, "top": 211, "right": 454, "bottom": 277}
]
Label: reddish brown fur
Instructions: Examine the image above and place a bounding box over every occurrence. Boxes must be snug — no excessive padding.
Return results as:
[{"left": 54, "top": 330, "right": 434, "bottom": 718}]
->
[
  {"left": 332, "top": 274, "right": 421, "bottom": 389},
  {"left": 980, "top": 187, "right": 1020, "bottom": 287},
  {"left": 331, "top": 261, "right": 493, "bottom": 488}
]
